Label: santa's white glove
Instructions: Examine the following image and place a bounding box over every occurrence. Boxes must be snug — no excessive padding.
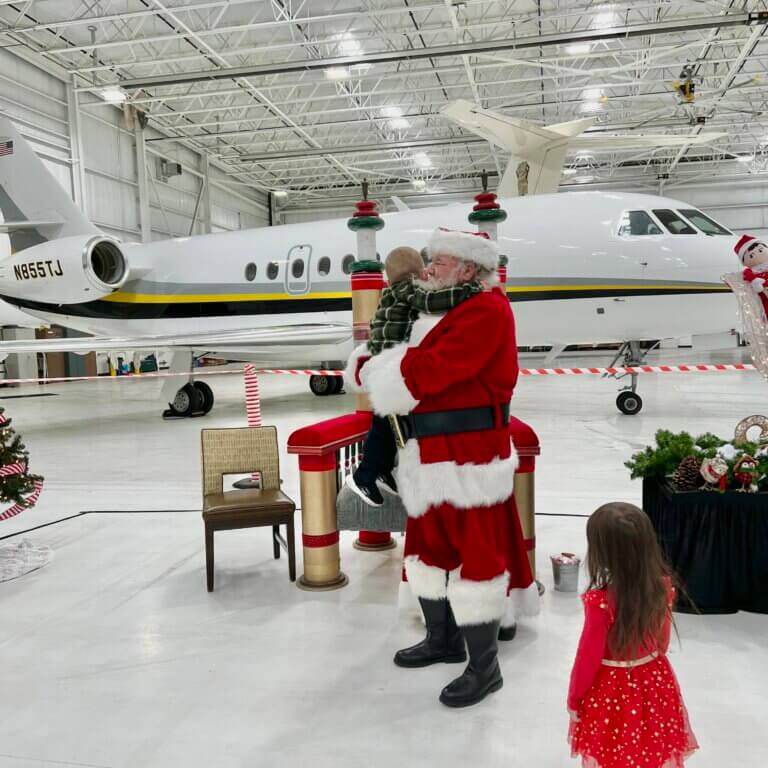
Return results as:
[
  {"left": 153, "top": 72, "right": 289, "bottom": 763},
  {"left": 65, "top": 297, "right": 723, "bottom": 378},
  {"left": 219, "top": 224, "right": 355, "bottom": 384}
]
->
[{"left": 749, "top": 277, "right": 766, "bottom": 293}]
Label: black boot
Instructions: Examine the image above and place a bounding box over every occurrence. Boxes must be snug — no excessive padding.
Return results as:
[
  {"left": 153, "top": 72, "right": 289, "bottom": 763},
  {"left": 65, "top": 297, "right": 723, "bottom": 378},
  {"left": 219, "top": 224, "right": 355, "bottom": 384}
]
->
[
  {"left": 498, "top": 622, "right": 517, "bottom": 641},
  {"left": 439, "top": 621, "right": 503, "bottom": 707},
  {"left": 394, "top": 598, "right": 467, "bottom": 668}
]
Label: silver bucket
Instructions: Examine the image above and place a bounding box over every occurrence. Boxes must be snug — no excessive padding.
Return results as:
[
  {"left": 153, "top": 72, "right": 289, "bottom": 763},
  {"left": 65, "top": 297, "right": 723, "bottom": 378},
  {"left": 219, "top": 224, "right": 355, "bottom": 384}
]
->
[{"left": 551, "top": 553, "right": 581, "bottom": 592}]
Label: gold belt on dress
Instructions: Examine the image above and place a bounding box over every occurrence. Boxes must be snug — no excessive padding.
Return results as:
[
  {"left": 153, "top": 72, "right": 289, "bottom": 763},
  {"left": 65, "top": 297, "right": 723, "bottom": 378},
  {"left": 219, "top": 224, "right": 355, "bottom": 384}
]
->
[{"left": 601, "top": 651, "right": 659, "bottom": 668}]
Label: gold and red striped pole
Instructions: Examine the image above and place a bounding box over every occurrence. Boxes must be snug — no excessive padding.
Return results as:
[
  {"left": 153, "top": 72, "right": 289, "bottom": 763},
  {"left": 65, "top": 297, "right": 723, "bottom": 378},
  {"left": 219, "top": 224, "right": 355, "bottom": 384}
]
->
[{"left": 348, "top": 183, "right": 395, "bottom": 552}]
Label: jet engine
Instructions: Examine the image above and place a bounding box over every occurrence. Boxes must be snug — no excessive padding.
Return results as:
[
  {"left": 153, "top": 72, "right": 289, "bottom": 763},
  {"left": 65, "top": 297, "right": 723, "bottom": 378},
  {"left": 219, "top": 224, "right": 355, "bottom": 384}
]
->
[{"left": 0, "top": 234, "right": 129, "bottom": 304}]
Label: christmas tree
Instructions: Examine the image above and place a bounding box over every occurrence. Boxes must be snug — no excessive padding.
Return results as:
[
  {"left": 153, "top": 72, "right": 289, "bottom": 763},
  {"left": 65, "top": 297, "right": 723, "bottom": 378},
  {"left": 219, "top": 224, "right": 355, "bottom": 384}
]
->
[{"left": 0, "top": 407, "right": 43, "bottom": 520}]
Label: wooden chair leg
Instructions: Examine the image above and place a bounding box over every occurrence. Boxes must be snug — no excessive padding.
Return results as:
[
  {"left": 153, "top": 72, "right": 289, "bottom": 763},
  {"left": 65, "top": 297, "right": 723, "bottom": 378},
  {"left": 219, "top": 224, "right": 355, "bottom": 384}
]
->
[
  {"left": 272, "top": 525, "right": 280, "bottom": 560},
  {"left": 205, "top": 524, "right": 214, "bottom": 592},
  {"left": 287, "top": 517, "right": 296, "bottom": 583}
]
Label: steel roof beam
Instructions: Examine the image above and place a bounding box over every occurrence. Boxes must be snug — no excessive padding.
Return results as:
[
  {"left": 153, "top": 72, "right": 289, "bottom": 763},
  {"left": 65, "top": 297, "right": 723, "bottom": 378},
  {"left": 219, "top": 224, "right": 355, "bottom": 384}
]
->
[{"left": 116, "top": 13, "right": 752, "bottom": 91}]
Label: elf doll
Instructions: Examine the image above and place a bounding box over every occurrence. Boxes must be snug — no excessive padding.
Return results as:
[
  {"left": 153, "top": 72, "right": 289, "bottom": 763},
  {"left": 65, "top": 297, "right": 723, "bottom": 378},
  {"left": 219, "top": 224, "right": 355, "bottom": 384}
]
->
[{"left": 735, "top": 234, "right": 768, "bottom": 320}]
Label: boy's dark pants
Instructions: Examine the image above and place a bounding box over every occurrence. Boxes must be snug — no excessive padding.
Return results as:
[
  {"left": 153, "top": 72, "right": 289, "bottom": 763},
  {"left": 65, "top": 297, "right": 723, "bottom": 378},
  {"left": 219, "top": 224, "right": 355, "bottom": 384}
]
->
[{"left": 354, "top": 414, "right": 397, "bottom": 486}]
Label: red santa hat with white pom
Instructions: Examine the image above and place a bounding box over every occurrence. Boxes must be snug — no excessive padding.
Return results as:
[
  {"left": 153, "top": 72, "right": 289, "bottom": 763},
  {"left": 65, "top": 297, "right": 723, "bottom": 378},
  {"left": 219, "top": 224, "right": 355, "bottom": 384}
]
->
[
  {"left": 427, "top": 227, "right": 499, "bottom": 271},
  {"left": 735, "top": 234, "right": 763, "bottom": 264}
]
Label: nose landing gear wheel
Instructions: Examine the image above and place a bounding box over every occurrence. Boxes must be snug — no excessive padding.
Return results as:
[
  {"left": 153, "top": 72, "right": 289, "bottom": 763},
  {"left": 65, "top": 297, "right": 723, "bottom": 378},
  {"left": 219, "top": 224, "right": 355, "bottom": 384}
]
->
[
  {"left": 617, "top": 391, "right": 643, "bottom": 415},
  {"left": 168, "top": 383, "right": 205, "bottom": 417}
]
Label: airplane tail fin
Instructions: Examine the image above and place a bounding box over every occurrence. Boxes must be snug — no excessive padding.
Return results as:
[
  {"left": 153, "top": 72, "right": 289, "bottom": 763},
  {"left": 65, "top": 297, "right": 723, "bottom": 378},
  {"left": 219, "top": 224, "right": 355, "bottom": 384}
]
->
[
  {"left": 441, "top": 100, "right": 594, "bottom": 196},
  {"left": 0, "top": 116, "right": 96, "bottom": 258}
]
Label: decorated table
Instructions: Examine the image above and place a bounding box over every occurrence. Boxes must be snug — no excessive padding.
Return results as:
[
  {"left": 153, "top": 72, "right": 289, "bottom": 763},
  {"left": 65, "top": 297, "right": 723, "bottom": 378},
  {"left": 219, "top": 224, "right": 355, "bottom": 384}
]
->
[
  {"left": 642, "top": 478, "right": 768, "bottom": 614},
  {"left": 628, "top": 417, "right": 768, "bottom": 615}
]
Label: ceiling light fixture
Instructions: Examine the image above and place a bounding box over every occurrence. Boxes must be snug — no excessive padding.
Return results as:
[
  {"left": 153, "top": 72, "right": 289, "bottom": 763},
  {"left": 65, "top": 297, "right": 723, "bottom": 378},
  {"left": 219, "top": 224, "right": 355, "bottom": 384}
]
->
[
  {"left": 337, "top": 33, "right": 362, "bottom": 57},
  {"left": 582, "top": 87, "right": 603, "bottom": 100},
  {"left": 389, "top": 117, "right": 410, "bottom": 130},
  {"left": 566, "top": 43, "right": 592, "bottom": 55},
  {"left": 412, "top": 178, "right": 427, "bottom": 191},
  {"left": 562, "top": 168, "right": 578, "bottom": 176},
  {"left": 100, "top": 86, "right": 127, "bottom": 103},
  {"left": 580, "top": 101, "right": 603, "bottom": 113},
  {"left": 575, "top": 175, "right": 595, "bottom": 183},
  {"left": 593, "top": 8, "right": 618, "bottom": 28},
  {"left": 325, "top": 67, "right": 350, "bottom": 80},
  {"left": 737, "top": 154, "right": 754, "bottom": 162},
  {"left": 381, "top": 106, "right": 402, "bottom": 119},
  {"left": 273, "top": 190, "right": 288, "bottom": 198},
  {"left": 414, "top": 152, "right": 432, "bottom": 168}
]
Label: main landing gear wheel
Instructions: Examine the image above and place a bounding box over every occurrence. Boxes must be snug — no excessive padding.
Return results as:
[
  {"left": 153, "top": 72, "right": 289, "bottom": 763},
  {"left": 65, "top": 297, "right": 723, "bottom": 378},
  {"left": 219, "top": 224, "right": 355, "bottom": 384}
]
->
[
  {"left": 168, "top": 383, "right": 204, "bottom": 417},
  {"left": 329, "top": 375, "right": 344, "bottom": 395},
  {"left": 310, "top": 374, "right": 334, "bottom": 396},
  {"left": 193, "top": 381, "right": 215, "bottom": 415},
  {"left": 616, "top": 390, "right": 643, "bottom": 416}
]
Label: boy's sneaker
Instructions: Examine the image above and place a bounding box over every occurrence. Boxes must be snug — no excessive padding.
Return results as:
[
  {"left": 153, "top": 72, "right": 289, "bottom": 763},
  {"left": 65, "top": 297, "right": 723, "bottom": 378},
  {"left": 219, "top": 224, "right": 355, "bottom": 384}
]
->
[
  {"left": 346, "top": 473, "right": 384, "bottom": 507},
  {"left": 376, "top": 472, "right": 398, "bottom": 496}
]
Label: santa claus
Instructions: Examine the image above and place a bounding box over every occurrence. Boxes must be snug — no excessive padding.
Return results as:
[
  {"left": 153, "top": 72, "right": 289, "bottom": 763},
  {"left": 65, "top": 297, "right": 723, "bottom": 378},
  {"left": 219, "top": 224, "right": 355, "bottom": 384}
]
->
[{"left": 354, "top": 227, "right": 538, "bottom": 708}]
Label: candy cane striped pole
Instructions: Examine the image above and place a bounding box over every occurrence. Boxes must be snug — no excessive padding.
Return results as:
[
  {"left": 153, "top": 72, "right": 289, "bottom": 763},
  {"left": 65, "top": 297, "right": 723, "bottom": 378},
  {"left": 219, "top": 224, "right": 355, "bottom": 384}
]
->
[{"left": 243, "top": 364, "right": 263, "bottom": 485}]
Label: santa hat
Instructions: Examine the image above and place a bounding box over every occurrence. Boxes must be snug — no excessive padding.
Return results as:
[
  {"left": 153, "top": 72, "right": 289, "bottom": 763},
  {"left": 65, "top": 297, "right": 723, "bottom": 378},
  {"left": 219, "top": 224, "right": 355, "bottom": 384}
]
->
[
  {"left": 735, "top": 234, "right": 761, "bottom": 263},
  {"left": 427, "top": 227, "right": 499, "bottom": 271}
]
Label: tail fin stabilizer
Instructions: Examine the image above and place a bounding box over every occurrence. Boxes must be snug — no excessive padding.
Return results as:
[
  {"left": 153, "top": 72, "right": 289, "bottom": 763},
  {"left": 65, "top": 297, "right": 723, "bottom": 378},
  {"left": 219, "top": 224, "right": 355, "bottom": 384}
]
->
[{"left": 0, "top": 116, "right": 96, "bottom": 255}]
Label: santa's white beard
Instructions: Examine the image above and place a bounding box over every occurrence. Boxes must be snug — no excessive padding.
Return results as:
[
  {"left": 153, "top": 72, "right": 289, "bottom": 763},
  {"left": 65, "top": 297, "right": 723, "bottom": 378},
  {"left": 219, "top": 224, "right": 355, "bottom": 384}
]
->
[{"left": 414, "top": 267, "right": 464, "bottom": 291}]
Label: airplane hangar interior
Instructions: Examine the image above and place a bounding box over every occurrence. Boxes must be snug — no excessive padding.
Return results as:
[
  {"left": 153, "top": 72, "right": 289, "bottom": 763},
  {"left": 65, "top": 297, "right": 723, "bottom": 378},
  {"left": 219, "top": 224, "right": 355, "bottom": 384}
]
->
[{"left": 1, "top": 2, "right": 767, "bottom": 766}]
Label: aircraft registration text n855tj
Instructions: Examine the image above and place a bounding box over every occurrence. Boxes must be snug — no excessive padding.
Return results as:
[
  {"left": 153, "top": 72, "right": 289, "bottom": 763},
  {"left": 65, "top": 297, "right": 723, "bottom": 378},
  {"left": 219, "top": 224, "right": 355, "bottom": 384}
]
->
[{"left": 13, "top": 259, "right": 63, "bottom": 281}]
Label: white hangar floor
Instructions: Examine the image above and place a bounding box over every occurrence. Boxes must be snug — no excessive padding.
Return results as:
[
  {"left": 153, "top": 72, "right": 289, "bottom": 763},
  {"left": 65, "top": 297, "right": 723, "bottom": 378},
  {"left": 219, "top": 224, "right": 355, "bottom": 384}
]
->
[{"left": 0, "top": 356, "right": 763, "bottom": 768}]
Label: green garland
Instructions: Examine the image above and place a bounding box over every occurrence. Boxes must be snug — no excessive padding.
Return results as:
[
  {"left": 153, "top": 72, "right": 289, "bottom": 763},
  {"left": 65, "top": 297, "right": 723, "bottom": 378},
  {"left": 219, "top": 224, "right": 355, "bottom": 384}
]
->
[{"left": 625, "top": 429, "right": 768, "bottom": 491}]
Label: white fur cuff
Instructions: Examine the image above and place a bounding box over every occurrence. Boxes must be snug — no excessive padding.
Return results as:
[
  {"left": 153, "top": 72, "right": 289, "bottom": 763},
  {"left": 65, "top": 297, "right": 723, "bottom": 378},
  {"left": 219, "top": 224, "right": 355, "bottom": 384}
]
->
[
  {"left": 404, "top": 556, "right": 448, "bottom": 600},
  {"left": 447, "top": 570, "right": 508, "bottom": 626},
  {"left": 750, "top": 277, "right": 765, "bottom": 292},
  {"left": 343, "top": 344, "right": 370, "bottom": 394},
  {"left": 397, "top": 439, "right": 518, "bottom": 519},
  {"left": 359, "top": 343, "right": 419, "bottom": 416},
  {"left": 500, "top": 583, "right": 541, "bottom": 627}
]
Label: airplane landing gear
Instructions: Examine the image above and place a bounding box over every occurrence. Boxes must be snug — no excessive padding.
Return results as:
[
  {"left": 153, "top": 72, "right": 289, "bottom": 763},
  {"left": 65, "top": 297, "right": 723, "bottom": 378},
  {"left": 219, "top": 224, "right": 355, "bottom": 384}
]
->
[
  {"left": 616, "top": 390, "right": 643, "bottom": 416},
  {"left": 163, "top": 380, "right": 215, "bottom": 418},
  {"left": 310, "top": 374, "right": 343, "bottom": 396},
  {"left": 608, "top": 340, "right": 656, "bottom": 416}
]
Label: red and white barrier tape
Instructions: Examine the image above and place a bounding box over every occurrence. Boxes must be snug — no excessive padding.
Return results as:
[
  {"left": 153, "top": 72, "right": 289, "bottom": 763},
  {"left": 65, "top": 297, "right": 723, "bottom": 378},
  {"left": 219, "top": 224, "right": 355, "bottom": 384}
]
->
[
  {"left": 0, "top": 362, "right": 757, "bottom": 387},
  {"left": 518, "top": 363, "right": 756, "bottom": 376},
  {"left": 243, "top": 364, "right": 262, "bottom": 427}
]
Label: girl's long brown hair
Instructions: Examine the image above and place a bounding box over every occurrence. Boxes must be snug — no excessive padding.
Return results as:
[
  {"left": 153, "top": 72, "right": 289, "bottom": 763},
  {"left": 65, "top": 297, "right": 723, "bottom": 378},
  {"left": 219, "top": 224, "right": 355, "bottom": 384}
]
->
[{"left": 586, "top": 502, "right": 673, "bottom": 656}]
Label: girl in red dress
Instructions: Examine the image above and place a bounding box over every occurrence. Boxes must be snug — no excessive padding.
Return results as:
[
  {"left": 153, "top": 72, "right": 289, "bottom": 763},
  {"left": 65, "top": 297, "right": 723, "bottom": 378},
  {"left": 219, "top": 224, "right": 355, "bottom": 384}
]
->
[{"left": 567, "top": 502, "right": 698, "bottom": 768}]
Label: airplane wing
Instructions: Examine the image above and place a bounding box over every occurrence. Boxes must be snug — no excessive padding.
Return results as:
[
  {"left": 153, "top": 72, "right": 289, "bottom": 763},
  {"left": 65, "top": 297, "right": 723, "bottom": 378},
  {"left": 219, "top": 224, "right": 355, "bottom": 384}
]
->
[{"left": 0, "top": 323, "right": 352, "bottom": 357}]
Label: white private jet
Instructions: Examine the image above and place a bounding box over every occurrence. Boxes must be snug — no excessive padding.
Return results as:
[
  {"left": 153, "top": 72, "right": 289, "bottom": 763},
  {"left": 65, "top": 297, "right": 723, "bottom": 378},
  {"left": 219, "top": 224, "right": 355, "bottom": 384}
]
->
[{"left": 0, "top": 112, "right": 737, "bottom": 416}]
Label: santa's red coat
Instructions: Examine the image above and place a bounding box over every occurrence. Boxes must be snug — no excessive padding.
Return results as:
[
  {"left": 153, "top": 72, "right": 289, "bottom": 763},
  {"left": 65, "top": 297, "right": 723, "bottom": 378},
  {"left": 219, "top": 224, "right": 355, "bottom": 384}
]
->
[{"left": 360, "top": 287, "right": 538, "bottom": 623}]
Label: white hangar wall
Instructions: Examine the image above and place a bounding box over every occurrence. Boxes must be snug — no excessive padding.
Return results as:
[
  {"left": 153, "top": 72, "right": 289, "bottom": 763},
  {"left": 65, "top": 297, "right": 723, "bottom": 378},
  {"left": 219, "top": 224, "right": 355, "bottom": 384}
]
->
[{"left": 0, "top": 47, "right": 268, "bottom": 244}]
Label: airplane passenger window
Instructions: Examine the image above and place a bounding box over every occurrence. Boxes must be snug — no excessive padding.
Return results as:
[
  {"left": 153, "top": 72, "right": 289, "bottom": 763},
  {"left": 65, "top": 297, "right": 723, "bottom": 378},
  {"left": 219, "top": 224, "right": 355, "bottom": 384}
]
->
[
  {"left": 244, "top": 263, "right": 257, "bottom": 281},
  {"left": 317, "top": 257, "right": 331, "bottom": 276},
  {"left": 342, "top": 254, "right": 356, "bottom": 274},
  {"left": 292, "top": 259, "right": 305, "bottom": 279},
  {"left": 652, "top": 209, "right": 696, "bottom": 235},
  {"left": 267, "top": 261, "right": 279, "bottom": 280},
  {"left": 677, "top": 209, "right": 732, "bottom": 235},
  {"left": 617, "top": 210, "right": 663, "bottom": 236}
]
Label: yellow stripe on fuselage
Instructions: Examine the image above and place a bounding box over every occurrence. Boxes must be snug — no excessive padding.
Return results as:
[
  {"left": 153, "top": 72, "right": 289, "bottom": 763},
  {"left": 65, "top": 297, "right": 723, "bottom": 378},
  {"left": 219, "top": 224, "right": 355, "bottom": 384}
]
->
[
  {"left": 104, "top": 290, "right": 352, "bottom": 303},
  {"left": 103, "top": 282, "right": 728, "bottom": 304}
]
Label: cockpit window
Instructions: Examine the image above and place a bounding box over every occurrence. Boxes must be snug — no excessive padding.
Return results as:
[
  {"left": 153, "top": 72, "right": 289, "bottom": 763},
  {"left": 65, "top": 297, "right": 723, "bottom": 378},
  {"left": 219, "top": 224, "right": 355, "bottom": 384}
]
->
[
  {"left": 618, "top": 210, "right": 663, "bottom": 236},
  {"left": 677, "top": 209, "right": 732, "bottom": 235},
  {"left": 652, "top": 209, "right": 697, "bottom": 235}
]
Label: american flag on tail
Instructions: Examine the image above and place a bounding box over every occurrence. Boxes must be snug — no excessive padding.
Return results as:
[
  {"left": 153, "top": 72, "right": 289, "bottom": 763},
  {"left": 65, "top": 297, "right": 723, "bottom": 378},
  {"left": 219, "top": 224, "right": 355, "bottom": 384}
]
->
[{"left": 0, "top": 140, "right": 13, "bottom": 157}]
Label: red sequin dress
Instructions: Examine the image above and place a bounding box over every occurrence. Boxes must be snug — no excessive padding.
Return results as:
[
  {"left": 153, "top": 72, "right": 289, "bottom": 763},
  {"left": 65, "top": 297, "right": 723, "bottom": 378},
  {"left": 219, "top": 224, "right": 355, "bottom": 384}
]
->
[{"left": 567, "top": 582, "right": 698, "bottom": 768}]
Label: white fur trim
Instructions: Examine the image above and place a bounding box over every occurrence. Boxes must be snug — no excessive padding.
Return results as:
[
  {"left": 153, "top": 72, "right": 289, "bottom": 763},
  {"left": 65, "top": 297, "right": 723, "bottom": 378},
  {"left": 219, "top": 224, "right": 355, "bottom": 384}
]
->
[
  {"left": 750, "top": 276, "right": 766, "bottom": 293},
  {"left": 447, "top": 570, "right": 508, "bottom": 626},
  {"left": 404, "top": 556, "right": 448, "bottom": 600},
  {"left": 408, "top": 312, "right": 445, "bottom": 346},
  {"left": 359, "top": 343, "right": 419, "bottom": 416},
  {"left": 343, "top": 344, "right": 370, "bottom": 394},
  {"left": 428, "top": 228, "right": 499, "bottom": 271},
  {"left": 500, "top": 583, "right": 541, "bottom": 627},
  {"left": 397, "top": 439, "right": 518, "bottom": 519}
]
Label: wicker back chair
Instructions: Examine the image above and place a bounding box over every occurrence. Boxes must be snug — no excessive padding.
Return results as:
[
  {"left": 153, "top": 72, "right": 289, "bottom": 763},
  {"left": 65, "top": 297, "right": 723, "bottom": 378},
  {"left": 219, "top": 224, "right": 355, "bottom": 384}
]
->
[{"left": 200, "top": 426, "right": 296, "bottom": 591}]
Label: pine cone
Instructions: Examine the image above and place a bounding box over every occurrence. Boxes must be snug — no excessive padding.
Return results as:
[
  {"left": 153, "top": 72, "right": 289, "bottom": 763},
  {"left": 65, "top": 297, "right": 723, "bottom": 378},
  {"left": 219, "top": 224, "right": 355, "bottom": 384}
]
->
[{"left": 673, "top": 455, "right": 703, "bottom": 490}]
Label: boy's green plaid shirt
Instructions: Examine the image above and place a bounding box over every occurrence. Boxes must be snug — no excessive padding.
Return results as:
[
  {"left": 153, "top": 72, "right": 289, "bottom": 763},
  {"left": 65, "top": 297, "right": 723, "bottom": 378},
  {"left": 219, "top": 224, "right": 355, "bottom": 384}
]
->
[{"left": 367, "top": 279, "right": 482, "bottom": 355}]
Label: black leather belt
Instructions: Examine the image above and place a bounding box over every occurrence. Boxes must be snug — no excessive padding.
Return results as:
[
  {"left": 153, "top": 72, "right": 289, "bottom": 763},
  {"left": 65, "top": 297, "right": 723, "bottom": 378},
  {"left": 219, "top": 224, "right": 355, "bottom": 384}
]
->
[{"left": 388, "top": 403, "right": 510, "bottom": 449}]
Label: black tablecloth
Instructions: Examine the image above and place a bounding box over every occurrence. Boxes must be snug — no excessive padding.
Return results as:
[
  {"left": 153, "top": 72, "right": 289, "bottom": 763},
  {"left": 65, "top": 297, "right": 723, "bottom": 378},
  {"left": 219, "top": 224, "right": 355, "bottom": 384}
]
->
[{"left": 643, "top": 478, "right": 768, "bottom": 614}]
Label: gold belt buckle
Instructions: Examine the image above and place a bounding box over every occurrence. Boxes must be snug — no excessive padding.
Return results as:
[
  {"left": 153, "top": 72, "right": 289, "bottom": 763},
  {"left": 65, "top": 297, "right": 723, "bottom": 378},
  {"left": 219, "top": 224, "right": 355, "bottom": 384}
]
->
[{"left": 388, "top": 414, "right": 406, "bottom": 449}]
